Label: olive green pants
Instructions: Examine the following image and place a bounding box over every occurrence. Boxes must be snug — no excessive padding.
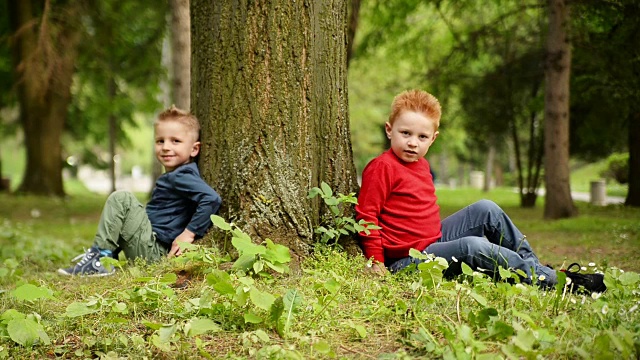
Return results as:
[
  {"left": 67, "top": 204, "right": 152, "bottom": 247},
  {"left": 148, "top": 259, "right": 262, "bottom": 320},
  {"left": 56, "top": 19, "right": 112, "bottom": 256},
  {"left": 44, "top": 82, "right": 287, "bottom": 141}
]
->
[{"left": 93, "top": 191, "right": 167, "bottom": 261}]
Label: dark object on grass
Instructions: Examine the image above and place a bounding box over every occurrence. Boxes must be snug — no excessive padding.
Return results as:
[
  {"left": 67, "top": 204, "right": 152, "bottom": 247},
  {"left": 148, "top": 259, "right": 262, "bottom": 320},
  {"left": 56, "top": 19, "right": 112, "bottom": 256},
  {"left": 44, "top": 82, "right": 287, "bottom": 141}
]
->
[{"left": 561, "top": 263, "right": 607, "bottom": 294}]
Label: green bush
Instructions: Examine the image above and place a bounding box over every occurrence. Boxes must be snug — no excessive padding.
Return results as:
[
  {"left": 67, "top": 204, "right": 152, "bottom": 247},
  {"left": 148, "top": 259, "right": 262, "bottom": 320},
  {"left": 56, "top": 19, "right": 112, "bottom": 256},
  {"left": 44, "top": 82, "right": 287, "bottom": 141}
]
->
[{"left": 600, "top": 153, "right": 629, "bottom": 184}]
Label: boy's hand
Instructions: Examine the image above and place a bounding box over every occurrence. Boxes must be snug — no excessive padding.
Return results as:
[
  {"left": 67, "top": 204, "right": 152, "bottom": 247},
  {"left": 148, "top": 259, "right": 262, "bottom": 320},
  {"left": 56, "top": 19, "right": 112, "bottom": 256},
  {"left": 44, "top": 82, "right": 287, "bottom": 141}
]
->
[
  {"left": 168, "top": 229, "right": 196, "bottom": 258},
  {"left": 365, "top": 261, "right": 388, "bottom": 276}
]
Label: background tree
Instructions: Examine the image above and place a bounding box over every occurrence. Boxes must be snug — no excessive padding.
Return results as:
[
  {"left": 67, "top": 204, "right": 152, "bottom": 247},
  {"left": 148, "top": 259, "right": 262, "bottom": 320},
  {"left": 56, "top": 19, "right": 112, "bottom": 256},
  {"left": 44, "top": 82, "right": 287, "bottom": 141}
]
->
[
  {"left": 68, "top": 1, "right": 166, "bottom": 193},
  {"left": 169, "top": 0, "right": 190, "bottom": 110},
  {"left": 150, "top": 0, "right": 191, "bottom": 189},
  {"left": 542, "top": 0, "right": 577, "bottom": 218},
  {"left": 192, "top": 0, "right": 357, "bottom": 256},
  {"left": 8, "top": 0, "right": 85, "bottom": 196},
  {"left": 571, "top": 0, "right": 640, "bottom": 207}
]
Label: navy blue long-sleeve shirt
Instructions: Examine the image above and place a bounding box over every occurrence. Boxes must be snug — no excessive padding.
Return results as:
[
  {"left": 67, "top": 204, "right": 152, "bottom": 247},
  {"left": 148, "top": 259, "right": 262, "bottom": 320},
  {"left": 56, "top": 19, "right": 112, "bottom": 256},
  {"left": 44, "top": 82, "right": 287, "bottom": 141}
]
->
[{"left": 146, "top": 162, "right": 221, "bottom": 246}]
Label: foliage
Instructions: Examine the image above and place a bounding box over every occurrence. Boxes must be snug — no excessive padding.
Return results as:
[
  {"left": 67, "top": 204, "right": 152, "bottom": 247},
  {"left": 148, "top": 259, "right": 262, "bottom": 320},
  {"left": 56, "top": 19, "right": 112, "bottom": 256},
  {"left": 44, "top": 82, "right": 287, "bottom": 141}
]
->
[
  {"left": 600, "top": 153, "right": 629, "bottom": 185},
  {"left": 0, "top": 190, "right": 640, "bottom": 357},
  {"left": 66, "top": 0, "right": 167, "bottom": 172},
  {"left": 307, "top": 182, "right": 379, "bottom": 248}
]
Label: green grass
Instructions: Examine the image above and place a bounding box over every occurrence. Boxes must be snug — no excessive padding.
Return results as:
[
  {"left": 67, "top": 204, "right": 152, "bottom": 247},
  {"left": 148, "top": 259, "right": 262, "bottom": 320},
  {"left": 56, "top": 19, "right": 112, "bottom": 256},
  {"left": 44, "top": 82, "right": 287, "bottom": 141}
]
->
[
  {"left": 570, "top": 160, "right": 628, "bottom": 197},
  {"left": 0, "top": 188, "right": 639, "bottom": 358}
]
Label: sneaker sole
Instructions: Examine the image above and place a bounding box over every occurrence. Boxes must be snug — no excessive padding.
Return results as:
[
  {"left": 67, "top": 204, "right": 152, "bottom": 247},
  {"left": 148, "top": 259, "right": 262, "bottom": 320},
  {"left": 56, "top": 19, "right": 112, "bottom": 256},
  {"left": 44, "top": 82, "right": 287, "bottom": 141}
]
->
[{"left": 57, "top": 268, "right": 115, "bottom": 277}]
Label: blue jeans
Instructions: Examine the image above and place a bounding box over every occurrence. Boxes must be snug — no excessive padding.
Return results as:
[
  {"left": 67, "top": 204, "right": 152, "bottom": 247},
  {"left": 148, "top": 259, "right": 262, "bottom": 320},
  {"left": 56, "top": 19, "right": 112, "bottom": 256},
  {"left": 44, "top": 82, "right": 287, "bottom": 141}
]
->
[{"left": 388, "top": 200, "right": 557, "bottom": 286}]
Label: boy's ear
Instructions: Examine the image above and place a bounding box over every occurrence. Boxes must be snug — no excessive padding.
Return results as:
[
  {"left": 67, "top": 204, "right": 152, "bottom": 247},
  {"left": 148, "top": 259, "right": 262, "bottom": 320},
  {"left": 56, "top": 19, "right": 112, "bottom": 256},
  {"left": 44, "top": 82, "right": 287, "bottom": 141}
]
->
[
  {"left": 191, "top": 141, "right": 201, "bottom": 157},
  {"left": 384, "top": 122, "right": 392, "bottom": 139},
  {"left": 431, "top": 131, "right": 439, "bottom": 144}
]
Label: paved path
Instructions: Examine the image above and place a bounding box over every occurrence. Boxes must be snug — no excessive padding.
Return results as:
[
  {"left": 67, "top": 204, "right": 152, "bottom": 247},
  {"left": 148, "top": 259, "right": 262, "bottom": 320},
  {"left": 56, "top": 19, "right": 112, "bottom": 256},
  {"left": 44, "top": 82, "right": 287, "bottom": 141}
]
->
[{"left": 571, "top": 191, "right": 625, "bottom": 205}]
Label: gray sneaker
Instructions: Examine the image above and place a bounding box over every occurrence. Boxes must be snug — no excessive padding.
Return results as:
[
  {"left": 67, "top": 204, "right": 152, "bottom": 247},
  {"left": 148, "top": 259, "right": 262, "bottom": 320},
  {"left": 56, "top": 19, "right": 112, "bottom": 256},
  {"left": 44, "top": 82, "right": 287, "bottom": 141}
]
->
[{"left": 58, "top": 247, "right": 115, "bottom": 277}]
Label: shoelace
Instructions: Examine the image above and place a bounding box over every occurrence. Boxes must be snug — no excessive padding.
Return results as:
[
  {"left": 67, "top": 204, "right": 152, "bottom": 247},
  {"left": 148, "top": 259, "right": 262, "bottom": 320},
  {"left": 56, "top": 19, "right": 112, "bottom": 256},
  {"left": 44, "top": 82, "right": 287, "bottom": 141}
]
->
[
  {"left": 75, "top": 249, "right": 97, "bottom": 266},
  {"left": 70, "top": 250, "right": 87, "bottom": 263}
]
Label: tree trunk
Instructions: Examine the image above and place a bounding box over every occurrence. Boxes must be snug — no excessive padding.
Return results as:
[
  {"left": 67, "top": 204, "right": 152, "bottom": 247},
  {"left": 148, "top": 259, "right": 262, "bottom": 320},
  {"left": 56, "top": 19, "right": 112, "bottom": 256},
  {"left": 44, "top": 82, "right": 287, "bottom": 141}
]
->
[
  {"left": 543, "top": 0, "right": 576, "bottom": 219},
  {"left": 626, "top": 110, "right": 640, "bottom": 207},
  {"left": 169, "top": 0, "right": 191, "bottom": 110},
  {"left": 346, "top": 0, "right": 361, "bottom": 66},
  {"left": 8, "top": 0, "right": 83, "bottom": 197},
  {"left": 483, "top": 142, "right": 495, "bottom": 192},
  {"left": 108, "top": 77, "right": 117, "bottom": 193},
  {"left": 192, "top": 0, "right": 357, "bottom": 257}
]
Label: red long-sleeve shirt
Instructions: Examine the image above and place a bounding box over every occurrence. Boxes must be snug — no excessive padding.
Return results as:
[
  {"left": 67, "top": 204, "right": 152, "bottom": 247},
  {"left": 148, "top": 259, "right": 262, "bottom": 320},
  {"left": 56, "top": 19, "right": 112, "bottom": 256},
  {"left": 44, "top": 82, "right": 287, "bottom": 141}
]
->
[{"left": 355, "top": 149, "right": 441, "bottom": 264}]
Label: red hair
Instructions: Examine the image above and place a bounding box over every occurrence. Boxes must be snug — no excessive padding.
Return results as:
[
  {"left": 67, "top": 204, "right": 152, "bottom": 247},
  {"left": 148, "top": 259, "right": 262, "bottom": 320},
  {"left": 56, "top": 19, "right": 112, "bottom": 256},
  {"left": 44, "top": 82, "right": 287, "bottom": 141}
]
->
[{"left": 388, "top": 90, "right": 441, "bottom": 129}]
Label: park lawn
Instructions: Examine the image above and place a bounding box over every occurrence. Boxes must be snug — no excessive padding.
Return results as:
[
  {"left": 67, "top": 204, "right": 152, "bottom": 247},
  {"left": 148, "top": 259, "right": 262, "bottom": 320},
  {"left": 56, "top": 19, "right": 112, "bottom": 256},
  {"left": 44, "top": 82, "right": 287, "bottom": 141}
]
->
[{"left": 0, "top": 187, "right": 639, "bottom": 358}]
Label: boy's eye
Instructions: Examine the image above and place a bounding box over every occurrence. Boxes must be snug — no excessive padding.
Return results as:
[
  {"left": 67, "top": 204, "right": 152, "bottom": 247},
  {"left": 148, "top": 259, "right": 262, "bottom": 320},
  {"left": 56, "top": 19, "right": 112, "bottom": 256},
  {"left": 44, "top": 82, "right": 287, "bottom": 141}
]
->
[{"left": 401, "top": 131, "right": 410, "bottom": 135}]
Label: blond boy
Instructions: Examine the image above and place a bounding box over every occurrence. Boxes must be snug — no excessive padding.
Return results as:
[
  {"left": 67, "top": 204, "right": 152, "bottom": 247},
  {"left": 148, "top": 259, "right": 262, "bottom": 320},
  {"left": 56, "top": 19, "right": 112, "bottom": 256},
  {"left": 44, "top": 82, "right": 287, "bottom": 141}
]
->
[{"left": 59, "top": 106, "right": 221, "bottom": 276}]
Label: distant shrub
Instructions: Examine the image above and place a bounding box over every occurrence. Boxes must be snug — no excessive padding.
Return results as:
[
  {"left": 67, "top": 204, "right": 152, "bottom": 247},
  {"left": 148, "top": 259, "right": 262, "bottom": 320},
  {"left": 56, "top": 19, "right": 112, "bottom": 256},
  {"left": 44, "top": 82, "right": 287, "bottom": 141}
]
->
[{"left": 600, "top": 153, "right": 628, "bottom": 184}]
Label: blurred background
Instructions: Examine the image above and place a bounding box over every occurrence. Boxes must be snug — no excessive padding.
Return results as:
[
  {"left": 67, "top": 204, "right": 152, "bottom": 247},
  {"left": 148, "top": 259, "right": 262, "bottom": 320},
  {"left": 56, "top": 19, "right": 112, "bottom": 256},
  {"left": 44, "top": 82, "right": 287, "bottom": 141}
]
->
[{"left": 0, "top": 0, "right": 635, "bottom": 207}]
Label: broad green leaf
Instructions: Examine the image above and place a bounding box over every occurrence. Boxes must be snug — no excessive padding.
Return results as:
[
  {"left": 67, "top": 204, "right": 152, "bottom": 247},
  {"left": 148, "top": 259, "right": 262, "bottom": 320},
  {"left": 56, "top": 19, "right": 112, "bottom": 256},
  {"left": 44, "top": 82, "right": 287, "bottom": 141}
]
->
[
  {"left": 320, "top": 182, "right": 333, "bottom": 197},
  {"left": 210, "top": 215, "right": 232, "bottom": 231},
  {"left": 207, "top": 269, "right": 231, "bottom": 284},
  {"left": 270, "top": 297, "right": 284, "bottom": 325},
  {"left": 348, "top": 322, "right": 367, "bottom": 339},
  {"left": 157, "top": 323, "right": 177, "bottom": 343},
  {"left": 254, "top": 329, "right": 270, "bottom": 343},
  {"left": 498, "top": 267, "right": 512, "bottom": 280},
  {"left": 307, "top": 187, "right": 322, "bottom": 199},
  {"left": 461, "top": 262, "right": 473, "bottom": 275},
  {"left": 469, "top": 292, "right": 488, "bottom": 307},
  {"left": 513, "top": 328, "right": 536, "bottom": 352},
  {"left": 232, "top": 237, "right": 265, "bottom": 255},
  {"left": 253, "top": 260, "right": 264, "bottom": 274},
  {"left": 619, "top": 272, "right": 639, "bottom": 286},
  {"left": 159, "top": 273, "right": 177, "bottom": 284},
  {"left": 249, "top": 288, "right": 276, "bottom": 311},
  {"left": 65, "top": 302, "right": 98, "bottom": 318},
  {"left": 313, "top": 341, "right": 332, "bottom": 354},
  {"left": 323, "top": 278, "right": 340, "bottom": 294},
  {"left": 324, "top": 197, "right": 339, "bottom": 206},
  {"left": 265, "top": 261, "right": 288, "bottom": 274},
  {"left": 7, "top": 318, "right": 49, "bottom": 347},
  {"left": 409, "top": 248, "right": 428, "bottom": 260},
  {"left": 111, "top": 302, "right": 127, "bottom": 314},
  {"left": 244, "top": 312, "right": 263, "bottom": 324},
  {"left": 512, "top": 309, "right": 534, "bottom": 325},
  {"left": 1, "top": 309, "right": 26, "bottom": 321},
  {"left": 487, "top": 320, "right": 514, "bottom": 340},
  {"left": 11, "top": 284, "right": 55, "bottom": 302},
  {"left": 206, "top": 271, "right": 235, "bottom": 296},
  {"left": 476, "top": 308, "right": 498, "bottom": 328},
  {"left": 142, "top": 321, "right": 162, "bottom": 330},
  {"left": 265, "top": 239, "right": 291, "bottom": 264},
  {"left": 234, "top": 286, "right": 249, "bottom": 307},
  {"left": 232, "top": 228, "right": 252, "bottom": 241},
  {"left": 233, "top": 253, "right": 257, "bottom": 271},
  {"left": 185, "top": 318, "right": 220, "bottom": 337}
]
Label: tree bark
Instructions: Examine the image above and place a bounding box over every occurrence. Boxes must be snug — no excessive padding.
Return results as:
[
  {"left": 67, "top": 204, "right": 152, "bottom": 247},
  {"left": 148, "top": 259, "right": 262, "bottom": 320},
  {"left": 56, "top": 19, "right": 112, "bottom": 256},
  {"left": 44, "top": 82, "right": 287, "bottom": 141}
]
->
[
  {"left": 8, "top": 0, "right": 83, "bottom": 196},
  {"left": 192, "top": 0, "right": 357, "bottom": 257},
  {"left": 483, "top": 142, "right": 495, "bottom": 192},
  {"left": 346, "top": 0, "right": 361, "bottom": 66},
  {"left": 169, "top": 0, "right": 191, "bottom": 110},
  {"left": 543, "top": 0, "right": 576, "bottom": 219},
  {"left": 626, "top": 110, "right": 640, "bottom": 207}
]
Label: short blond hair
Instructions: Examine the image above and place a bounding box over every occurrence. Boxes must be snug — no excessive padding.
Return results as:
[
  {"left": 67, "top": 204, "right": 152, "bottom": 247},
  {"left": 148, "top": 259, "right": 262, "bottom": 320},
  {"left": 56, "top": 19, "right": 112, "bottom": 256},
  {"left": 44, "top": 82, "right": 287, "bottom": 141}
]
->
[
  {"left": 155, "top": 105, "right": 200, "bottom": 141},
  {"left": 388, "top": 90, "right": 442, "bottom": 129}
]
